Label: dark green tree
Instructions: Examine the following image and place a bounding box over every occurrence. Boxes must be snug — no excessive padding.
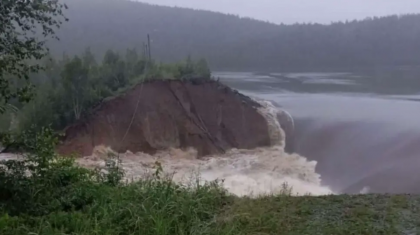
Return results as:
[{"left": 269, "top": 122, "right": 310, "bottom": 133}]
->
[
  {"left": 82, "top": 47, "right": 97, "bottom": 69},
  {"left": 0, "top": 0, "right": 68, "bottom": 113},
  {"left": 195, "top": 59, "right": 211, "bottom": 78},
  {"left": 102, "top": 50, "right": 127, "bottom": 91},
  {"left": 61, "top": 56, "right": 89, "bottom": 120}
]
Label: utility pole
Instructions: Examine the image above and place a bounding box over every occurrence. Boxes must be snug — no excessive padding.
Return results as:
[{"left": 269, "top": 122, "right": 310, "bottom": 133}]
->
[
  {"left": 142, "top": 42, "right": 147, "bottom": 59},
  {"left": 147, "top": 34, "right": 152, "bottom": 61}
]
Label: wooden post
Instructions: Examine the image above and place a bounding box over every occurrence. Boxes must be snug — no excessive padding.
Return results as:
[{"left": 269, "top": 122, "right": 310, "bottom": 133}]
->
[{"left": 147, "top": 34, "right": 152, "bottom": 61}]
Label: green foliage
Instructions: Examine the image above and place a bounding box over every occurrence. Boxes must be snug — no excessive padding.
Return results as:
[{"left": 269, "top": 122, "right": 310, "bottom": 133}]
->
[
  {"left": 0, "top": 126, "right": 95, "bottom": 216},
  {"left": 99, "top": 150, "right": 125, "bottom": 187},
  {"left": 0, "top": 125, "right": 230, "bottom": 234},
  {"left": 195, "top": 58, "right": 212, "bottom": 79},
  {"left": 0, "top": 0, "right": 68, "bottom": 112},
  {"left": 61, "top": 56, "right": 89, "bottom": 120},
  {"left": 13, "top": 50, "right": 212, "bottom": 133}
]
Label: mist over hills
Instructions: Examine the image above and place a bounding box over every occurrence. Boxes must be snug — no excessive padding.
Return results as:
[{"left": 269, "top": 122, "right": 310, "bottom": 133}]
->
[{"left": 49, "top": 0, "right": 420, "bottom": 71}]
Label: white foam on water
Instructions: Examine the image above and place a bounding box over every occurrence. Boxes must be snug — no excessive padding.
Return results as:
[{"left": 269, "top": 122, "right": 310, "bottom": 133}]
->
[
  {"left": 79, "top": 145, "right": 334, "bottom": 197},
  {"left": 0, "top": 145, "right": 342, "bottom": 197},
  {"left": 254, "top": 98, "right": 286, "bottom": 147},
  {"left": 77, "top": 98, "right": 334, "bottom": 197}
]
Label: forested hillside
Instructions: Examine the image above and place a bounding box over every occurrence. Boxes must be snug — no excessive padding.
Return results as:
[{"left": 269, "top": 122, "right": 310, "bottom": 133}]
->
[{"left": 47, "top": 0, "right": 420, "bottom": 71}]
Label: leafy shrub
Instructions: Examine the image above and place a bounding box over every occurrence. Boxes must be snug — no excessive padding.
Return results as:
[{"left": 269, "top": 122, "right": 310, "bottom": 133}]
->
[
  {"left": 0, "top": 127, "right": 100, "bottom": 216},
  {"left": 0, "top": 126, "right": 231, "bottom": 234}
]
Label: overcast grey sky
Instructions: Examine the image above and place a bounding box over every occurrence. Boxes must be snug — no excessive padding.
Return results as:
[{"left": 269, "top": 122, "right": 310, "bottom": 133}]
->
[{"left": 138, "top": 0, "right": 420, "bottom": 24}]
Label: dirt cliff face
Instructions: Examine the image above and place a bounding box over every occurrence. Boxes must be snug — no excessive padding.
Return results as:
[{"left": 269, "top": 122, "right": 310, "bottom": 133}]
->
[{"left": 58, "top": 79, "right": 274, "bottom": 157}]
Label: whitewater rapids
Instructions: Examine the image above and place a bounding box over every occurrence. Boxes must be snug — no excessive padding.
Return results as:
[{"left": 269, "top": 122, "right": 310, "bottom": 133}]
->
[
  {"left": 0, "top": 99, "right": 334, "bottom": 197},
  {"left": 79, "top": 145, "right": 333, "bottom": 197},
  {"left": 79, "top": 99, "right": 334, "bottom": 197}
]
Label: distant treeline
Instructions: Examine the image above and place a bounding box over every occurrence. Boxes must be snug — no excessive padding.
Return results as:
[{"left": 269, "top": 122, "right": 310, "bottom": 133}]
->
[{"left": 46, "top": 0, "right": 420, "bottom": 72}]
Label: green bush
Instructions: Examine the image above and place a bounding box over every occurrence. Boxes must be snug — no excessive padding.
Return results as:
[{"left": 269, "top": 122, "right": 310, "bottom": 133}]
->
[
  {"left": 0, "top": 126, "right": 231, "bottom": 234},
  {"left": 0, "top": 127, "right": 100, "bottom": 216}
]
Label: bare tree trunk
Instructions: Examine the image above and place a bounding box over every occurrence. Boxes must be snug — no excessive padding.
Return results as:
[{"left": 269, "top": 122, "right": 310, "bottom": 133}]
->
[{"left": 73, "top": 96, "right": 81, "bottom": 120}]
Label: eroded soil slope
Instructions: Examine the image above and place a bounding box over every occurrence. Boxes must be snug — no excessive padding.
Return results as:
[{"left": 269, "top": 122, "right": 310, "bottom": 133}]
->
[{"left": 58, "top": 80, "right": 273, "bottom": 157}]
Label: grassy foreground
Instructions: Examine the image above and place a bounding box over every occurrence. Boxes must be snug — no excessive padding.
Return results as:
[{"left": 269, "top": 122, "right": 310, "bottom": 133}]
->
[
  {"left": 1, "top": 181, "right": 420, "bottom": 235},
  {"left": 1, "top": 171, "right": 420, "bottom": 234},
  {"left": 1, "top": 130, "right": 420, "bottom": 235}
]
